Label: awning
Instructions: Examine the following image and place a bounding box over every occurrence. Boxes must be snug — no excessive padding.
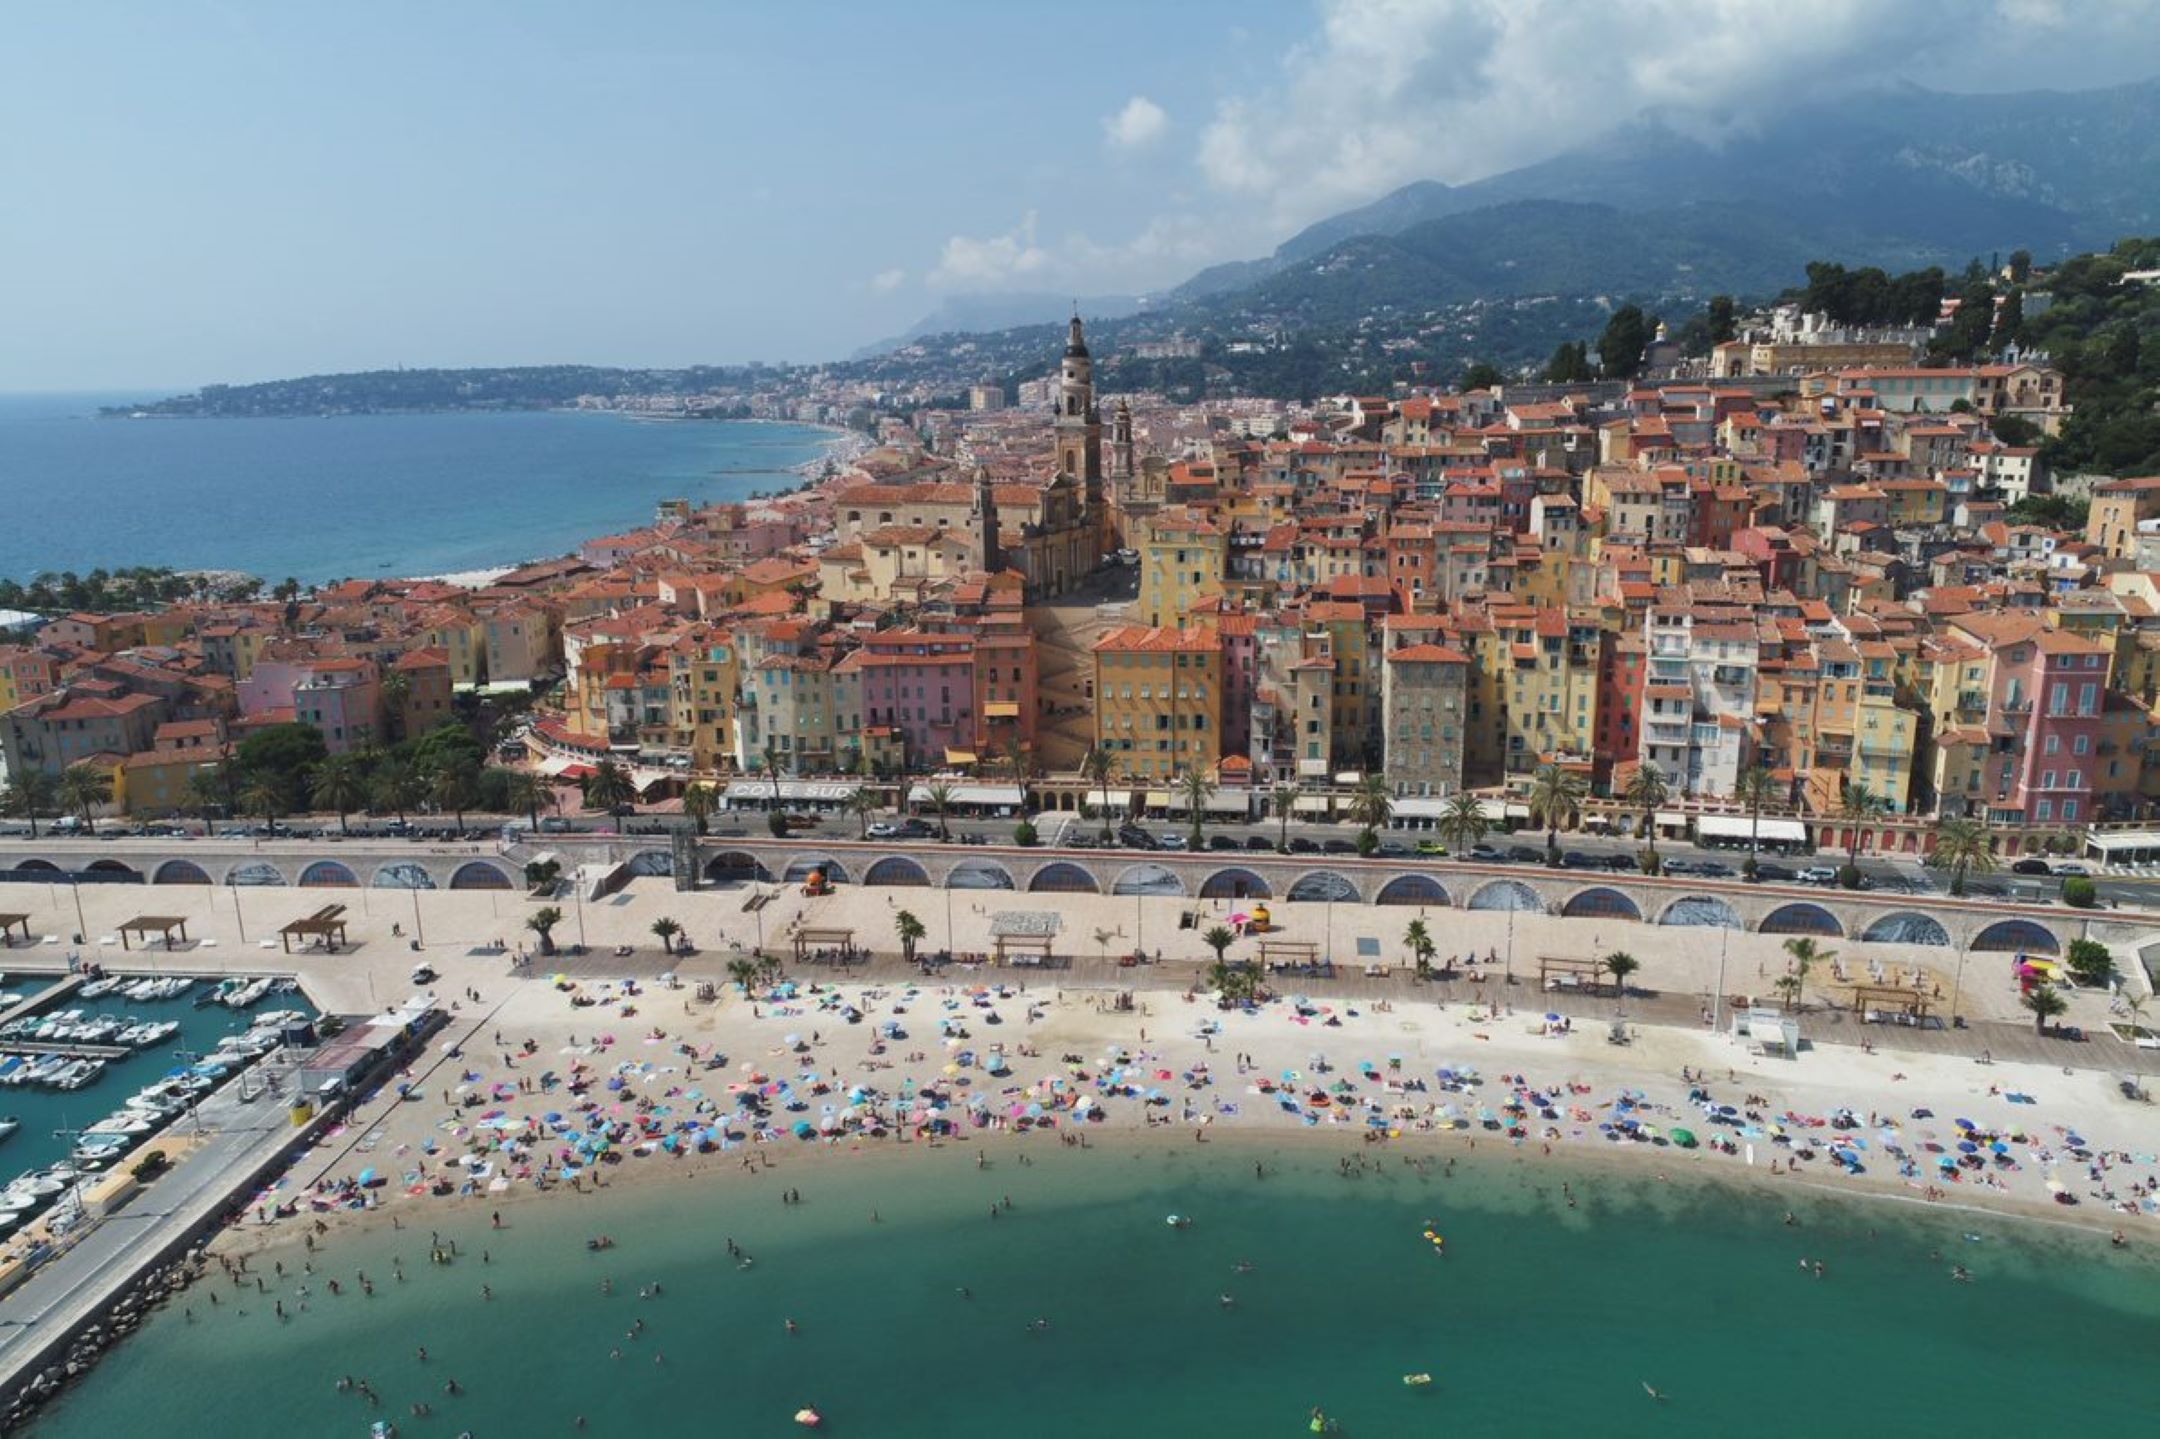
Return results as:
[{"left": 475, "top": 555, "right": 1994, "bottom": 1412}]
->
[
  {"left": 1294, "top": 795, "right": 1333, "bottom": 814},
  {"left": 982, "top": 702, "right": 1021, "bottom": 718},
  {"left": 1165, "top": 791, "right": 1251, "bottom": 814},
  {"left": 1390, "top": 797, "right": 1449, "bottom": 819},
  {"left": 1696, "top": 814, "right": 1808, "bottom": 843},
  {"left": 908, "top": 783, "right": 1024, "bottom": 808},
  {"left": 722, "top": 780, "right": 861, "bottom": 805},
  {"left": 558, "top": 763, "right": 597, "bottom": 782},
  {"left": 1654, "top": 810, "right": 1687, "bottom": 830},
  {"left": 2086, "top": 828, "right": 2160, "bottom": 855},
  {"left": 538, "top": 755, "right": 580, "bottom": 778},
  {"left": 944, "top": 749, "right": 979, "bottom": 766},
  {"left": 1143, "top": 790, "right": 1172, "bottom": 809},
  {"left": 1477, "top": 799, "right": 1530, "bottom": 820}
]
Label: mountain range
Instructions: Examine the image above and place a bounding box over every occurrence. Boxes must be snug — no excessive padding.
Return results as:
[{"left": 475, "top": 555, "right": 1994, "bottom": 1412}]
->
[{"left": 891, "top": 78, "right": 2160, "bottom": 353}]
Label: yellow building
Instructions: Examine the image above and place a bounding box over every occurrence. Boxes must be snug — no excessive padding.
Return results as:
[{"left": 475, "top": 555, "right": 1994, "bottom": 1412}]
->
[
  {"left": 1138, "top": 512, "right": 1227, "bottom": 630},
  {"left": 668, "top": 630, "right": 741, "bottom": 772},
  {"left": 418, "top": 609, "right": 485, "bottom": 686},
  {"left": 1090, "top": 626, "right": 1221, "bottom": 782},
  {"left": 1493, "top": 606, "right": 1601, "bottom": 777}
]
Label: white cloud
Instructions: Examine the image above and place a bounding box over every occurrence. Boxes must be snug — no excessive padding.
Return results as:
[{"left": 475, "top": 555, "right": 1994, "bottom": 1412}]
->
[
  {"left": 1103, "top": 95, "right": 1168, "bottom": 150},
  {"left": 869, "top": 267, "right": 907, "bottom": 293},
  {"left": 929, "top": 212, "right": 1051, "bottom": 289},
  {"left": 1196, "top": 0, "right": 2160, "bottom": 231}
]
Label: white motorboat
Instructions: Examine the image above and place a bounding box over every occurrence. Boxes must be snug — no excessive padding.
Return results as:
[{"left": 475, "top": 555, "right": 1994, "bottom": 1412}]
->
[
  {"left": 0, "top": 1116, "right": 16, "bottom": 1142},
  {"left": 78, "top": 977, "right": 123, "bottom": 999},
  {"left": 9, "top": 1172, "right": 63, "bottom": 1198},
  {"left": 86, "top": 1114, "right": 154, "bottom": 1137},
  {"left": 71, "top": 1133, "right": 133, "bottom": 1163}
]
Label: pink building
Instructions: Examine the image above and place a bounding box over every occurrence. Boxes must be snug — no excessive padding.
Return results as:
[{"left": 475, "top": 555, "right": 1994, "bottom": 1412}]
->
[
  {"left": 242, "top": 658, "right": 382, "bottom": 753},
  {"left": 852, "top": 630, "right": 977, "bottom": 768}
]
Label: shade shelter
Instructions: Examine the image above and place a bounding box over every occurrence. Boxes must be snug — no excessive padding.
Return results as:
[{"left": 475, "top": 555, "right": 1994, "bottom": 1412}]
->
[
  {"left": 1854, "top": 984, "right": 1932, "bottom": 1028},
  {"left": 1539, "top": 955, "right": 1607, "bottom": 996},
  {"left": 279, "top": 903, "right": 350, "bottom": 954},
  {"left": 792, "top": 927, "right": 859, "bottom": 966},
  {"left": 117, "top": 915, "right": 190, "bottom": 950},
  {"left": 0, "top": 913, "right": 31, "bottom": 947}
]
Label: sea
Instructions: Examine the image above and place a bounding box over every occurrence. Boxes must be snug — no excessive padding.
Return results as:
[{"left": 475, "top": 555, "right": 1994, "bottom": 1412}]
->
[
  {"left": 25, "top": 1139, "right": 2160, "bottom": 1437},
  {"left": 0, "top": 394, "right": 840, "bottom": 586}
]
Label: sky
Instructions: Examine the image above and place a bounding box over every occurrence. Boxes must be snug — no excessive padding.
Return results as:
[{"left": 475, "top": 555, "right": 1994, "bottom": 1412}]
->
[{"left": 6, "top": 0, "right": 2160, "bottom": 391}]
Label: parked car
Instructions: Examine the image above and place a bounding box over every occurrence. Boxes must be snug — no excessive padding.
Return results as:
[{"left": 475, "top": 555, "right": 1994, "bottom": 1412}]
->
[
  {"left": 1797, "top": 866, "right": 1839, "bottom": 885},
  {"left": 1415, "top": 840, "right": 1448, "bottom": 856},
  {"left": 1750, "top": 863, "right": 1795, "bottom": 883},
  {"left": 896, "top": 818, "right": 935, "bottom": 839},
  {"left": 1467, "top": 844, "right": 1501, "bottom": 861},
  {"left": 1119, "top": 827, "right": 1161, "bottom": 851},
  {"left": 1321, "top": 838, "right": 1358, "bottom": 855},
  {"left": 1158, "top": 833, "right": 1188, "bottom": 851},
  {"left": 1245, "top": 835, "right": 1276, "bottom": 852},
  {"left": 1207, "top": 835, "right": 1240, "bottom": 852},
  {"left": 1559, "top": 851, "right": 1595, "bottom": 869},
  {"left": 1696, "top": 861, "right": 1737, "bottom": 878},
  {"left": 1064, "top": 833, "right": 1098, "bottom": 849},
  {"left": 1662, "top": 859, "right": 1698, "bottom": 876},
  {"left": 1504, "top": 845, "right": 1542, "bottom": 864},
  {"left": 1604, "top": 853, "right": 1640, "bottom": 872},
  {"left": 2010, "top": 858, "right": 2051, "bottom": 876},
  {"left": 1377, "top": 842, "right": 1409, "bottom": 857},
  {"left": 865, "top": 821, "right": 900, "bottom": 839},
  {"left": 2054, "top": 862, "right": 2091, "bottom": 877},
  {"left": 1287, "top": 836, "right": 1319, "bottom": 854}
]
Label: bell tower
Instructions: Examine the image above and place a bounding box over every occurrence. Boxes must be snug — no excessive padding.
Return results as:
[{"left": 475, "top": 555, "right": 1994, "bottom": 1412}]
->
[
  {"left": 970, "top": 463, "right": 1001, "bottom": 574},
  {"left": 1054, "top": 311, "right": 1105, "bottom": 554},
  {"left": 1110, "top": 397, "right": 1135, "bottom": 480}
]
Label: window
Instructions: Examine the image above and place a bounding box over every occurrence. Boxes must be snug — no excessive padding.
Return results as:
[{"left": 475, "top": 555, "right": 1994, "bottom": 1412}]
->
[
  {"left": 2044, "top": 734, "right": 2060, "bottom": 756},
  {"left": 2067, "top": 770, "right": 2082, "bottom": 789},
  {"left": 2063, "top": 800, "right": 2080, "bottom": 821},
  {"left": 2041, "top": 770, "right": 2056, "bottom": 789},
  {"left": 2074, "top": 734, "right": 2090, "bottom": 755}
]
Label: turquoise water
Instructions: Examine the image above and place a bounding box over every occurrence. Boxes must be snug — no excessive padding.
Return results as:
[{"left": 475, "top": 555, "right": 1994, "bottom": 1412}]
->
[
  {"left": 27, "top": 1139, "right": 2160, "bottom": 1436},
  {"left": 0, "top": 979, "right": 317, "bottom": 1179},
  {"left": 0, "top": 395, "right": 837, "bottom": 583}
]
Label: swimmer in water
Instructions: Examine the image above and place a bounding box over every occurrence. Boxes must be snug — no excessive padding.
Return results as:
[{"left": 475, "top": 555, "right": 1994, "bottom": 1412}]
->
[{"left": 1643, "top": 1382, "right": 1667, "bottom": 1402}]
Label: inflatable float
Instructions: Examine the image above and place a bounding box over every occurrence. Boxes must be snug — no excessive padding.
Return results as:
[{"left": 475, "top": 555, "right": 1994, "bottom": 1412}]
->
[
  {"left": 1403, "top": 1373, "right": 1433, "bottom": 1387},
  {"left": 794, "top": 1408, "right": 822, "bottom": 1428},
  {"left": 1166, "top": 1214, "right": 1191, "bottom": 1228}
]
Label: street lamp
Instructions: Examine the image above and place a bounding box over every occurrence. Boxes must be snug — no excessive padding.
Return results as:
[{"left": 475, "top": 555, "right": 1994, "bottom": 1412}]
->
[
  {"left": 1712, "top": 923, "right": 1730, "bottom": 1034},
  {"left": 409, "top": 885, "right": 426, "bottom": 948},
  {"left": 1948, "top": 942, "right": 1967, "bottom": 1028}
]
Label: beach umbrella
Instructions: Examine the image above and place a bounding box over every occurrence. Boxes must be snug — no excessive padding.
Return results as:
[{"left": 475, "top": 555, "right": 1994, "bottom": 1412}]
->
[
  {"left": 1670, "top": 1128, "right": 1698, "bottom": 1148},
  {"left": 1956, "top": 1140, "right": 1980, "bottom": 1154}
]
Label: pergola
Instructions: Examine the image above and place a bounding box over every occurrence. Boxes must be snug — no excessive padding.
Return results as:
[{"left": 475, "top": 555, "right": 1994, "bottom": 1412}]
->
[
  {"left": 792, "top": 927, "right": 858, "bottom": 965},
  {"left": 990, "top": 911, "right": 1061, "bottom": 968},
  {"left": 0, "top": 913, "right": 31, "bottom": 947},
  {"left": 993, "top": 934, "right": 1055, "bottom": 967},
  {"left": 117, "top": 915, "right": 190, "bottom": 951},
  {"left": 1854, "top": 983, "right": 1932, "bottom": 1027},
  {"left": 1258, "top": 940, "right": 1317, "bottom": 971},
  {"left": 1539, "top": 955, "right": 1608, "bottom": 996},
  {"left": 278, "top": 904, "right": 350, "bottom": 954}
]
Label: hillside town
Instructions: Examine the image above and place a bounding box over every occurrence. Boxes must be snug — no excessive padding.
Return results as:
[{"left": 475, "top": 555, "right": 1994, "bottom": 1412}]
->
[{"left": 4, "top": 292, "right": 2160, "bottom": 875}]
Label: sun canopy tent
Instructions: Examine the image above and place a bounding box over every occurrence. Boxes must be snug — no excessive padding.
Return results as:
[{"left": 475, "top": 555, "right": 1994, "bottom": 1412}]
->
[
  {"left": 1696, "top": 814, "right": 1808, "bottom": 844},
  {"left": 1739, "top": 1007, "right": 1801, "bottom": 1059},
  {"left": 0, "top": 913, "right": 32, "bottom": 946},
  {"left": 277, "top": 904, "right": 349, "bottom": 954}
]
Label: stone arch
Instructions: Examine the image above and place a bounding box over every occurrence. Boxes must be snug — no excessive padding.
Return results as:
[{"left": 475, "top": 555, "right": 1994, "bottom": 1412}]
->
[
  {"left": 1561, "top": 887, "right": 1642, "bottom": 921},
  {"left": 1198, "top": 868, "right": 1272, "bottom": 900},
  {"left": 1970, "top": 918, "right": 2059, "bottom": 955},
  {"left": 1111, "top": 863, "right": 1186, "bottom": 898},
  {"left": 1287, "top": 871, "right": 1359, "bottom": 903},
  {"left": 299, "top": 860, "right": 360, "bottom": 888},
  {"left": 945, "top": 858, "right": 1016, "bottom": 891},
  {"left": 704, "top": 851, "right": 770, "bottom": 884},
  {"left": 371, "top": 861, "right": 435, "bottom": 891},
  {"left": 1759, "top": 902, "right": 1843, "bottom": 937},
  {"left": 1859, "top": 912, "right": 1950, "bottom": 947},
  {"left": 1657, "top": 895, "right": 1743, "bottom": 929},
  {"left": 1027, "top": 861, "right": 1100, "bottom": 894},
  {"left": 153, "top": 858, "right": 211, "bottom": 885},
  {"left": 1468, "top": 879, "right": 1543, "bottom": 912},
  {"left": 625, "top": 850, "right": 674, "bottom": 878},
  {"left": 1374, "top": 873, "right": 1449, "bottom": 906},
  {"left": 864, "top": 856, "right": 931, "bottom": 887},
  {"left": 783, "top": 856, "right": 851, "bottom": 885},
  {"left": 450, "top": 861, "right": 513, "bottom": 891},
  {"left": 85, "top": 859, "right": 139, "bottom": 878},
  {"left": 228, "top": 860, "right": 290, "bottom": 888},
  {"left": 13, "top": 858, "right": 59, "bottom": 873}
]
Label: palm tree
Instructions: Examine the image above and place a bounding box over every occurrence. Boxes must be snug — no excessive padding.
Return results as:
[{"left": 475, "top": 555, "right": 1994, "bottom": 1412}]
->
[
  {"left": 843, "top": 787, "right": 880, "bottom": 840},
  {"left": 650, "top": 917, "right": 681, "bottom": 956},
  {"left": 1202, "top": 924, "right": 1235, "bottom": 965},
  {"left": 922, "top": 781, "right": 956, "bottom": 841},
  {"left": 1272, "top": 782, "right": 1301, "bottom": 852},
  {"left": 428, "top": 758, "right": 480, "bottom": 836},
  {"left": 1526, "top": 763, "right": 1586, "bottom": 866},
  {"left": 55, "top": 763, "right": 112, "bottom": 833},
  {"left": 240, "top": 777, "right": 283, "bottom": 832},
  {"left": 1177, "top": 767, "right": 1216, "bottom": 851},
  {"left": 1837, "top": 781, "right": 1887, "bottom": 885},
  {"left": 2022, "top": 982, "right": 2067, "bottom": 1037},
  {"left": 1733, "top": 766, "right": 1778, "bottom": 878},
  {"left": 1779, "top": 936, "right": 1832, "bottom": 1013},
  {"left": 1926, "top": 815, "right": 1996, "bottom": 898},
  {"left": 372, "top": 760, "right": 424, "bottom": 826},
  {"left": 379, "top": 669, "right": 412, "bottom": 743},
  {"left": 583, "top": 758, "right": 636, "bottom": 817},
  {"left": 1, "top": 767, "right": 59, "bottom": 838},
  {"left": 1602, "top": 951, "right": 1641, "bottom": 1012},
  {"left": 525, "top": 906, "right": 564, "bottom": 957},
  {"left": 310, "top": 755, "right": 367, "bottom": 835},
  {"left": 1622, "top": 765, "right": 1670, "bottom": 874},
  {"left": 1346, "top": 772, "right": 1394, "bottom": 852},
  {"left": 1437, "top": 791, "right": 1488, "bottom": 857},
  {"left": 726, "top": 956, "right": 761, "bottom": 992},
  {"left": 184, "top": 765, "right": 227, "bottom": 836},
  {"left": 2126, "top": 994, "right": 2151, "bottom": 1099},
  {"left": 761, "top": 742, "right": 785, "bottom": 807},
  {"left": 1404, "top": 918, "right": 1434, "bottom": 978},
  {"left": 502, "top": 769, "right": 552, "bottom": 831},
  {"left": 1082, "top": 746, "right": 1119, "bottom": 843},
  {"left": 668, "top": 780, "right": 712, "bottom": 837},
  {"left": 895, "top": 909, "right": 926, "bottom": 965}
]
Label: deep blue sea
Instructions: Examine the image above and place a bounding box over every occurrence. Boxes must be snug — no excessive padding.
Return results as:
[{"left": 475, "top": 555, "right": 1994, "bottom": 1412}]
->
[{"left": 0, "top": 394, "right": 837, "bottom": 584}]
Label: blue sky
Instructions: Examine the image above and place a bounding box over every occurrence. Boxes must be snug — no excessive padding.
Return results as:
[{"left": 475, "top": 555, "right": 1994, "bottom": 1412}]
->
[{"left": 6, "top": 1, "right": 2160, "bottom": 390}]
